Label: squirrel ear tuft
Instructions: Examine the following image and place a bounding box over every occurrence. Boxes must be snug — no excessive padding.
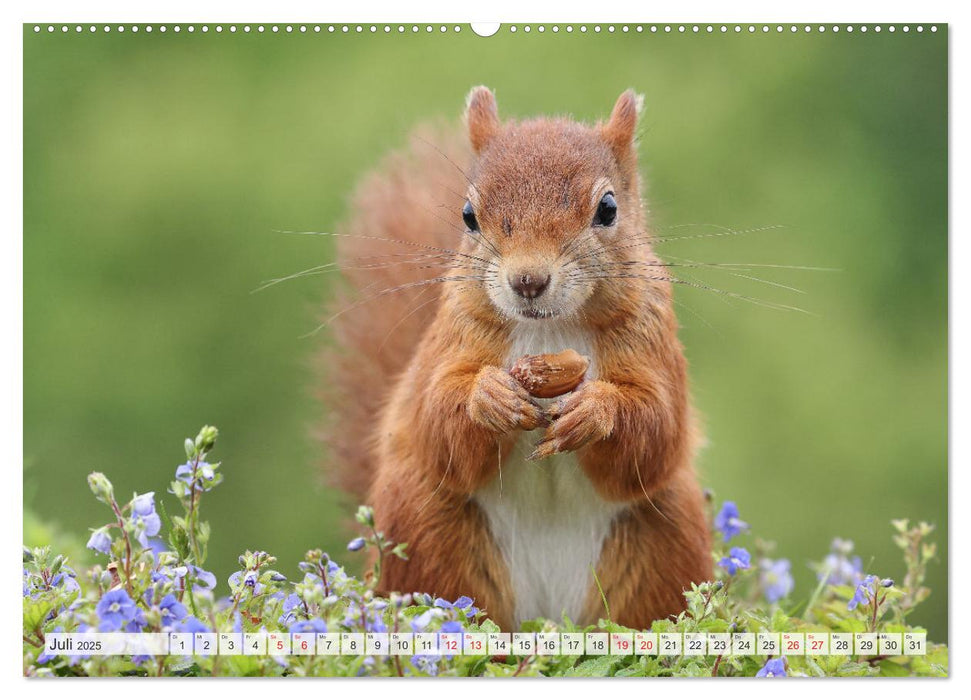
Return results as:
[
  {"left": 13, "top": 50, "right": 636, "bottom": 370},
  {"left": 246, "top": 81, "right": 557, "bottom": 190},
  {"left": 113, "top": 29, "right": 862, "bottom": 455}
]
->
[
  {"left": 465, "top": 86, "right": 500, "bottom": 154},
  {"left": 602, "top": 89, "right": 644, "bottom": 159}
]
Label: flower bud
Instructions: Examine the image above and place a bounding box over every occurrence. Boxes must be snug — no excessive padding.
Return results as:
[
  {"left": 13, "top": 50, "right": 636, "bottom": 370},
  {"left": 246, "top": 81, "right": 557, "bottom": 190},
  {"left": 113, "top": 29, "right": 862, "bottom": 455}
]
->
[
  {"left": 355, "top": 505, "right": 375, "bottom": 528},
  {"left": 881, "top": 578, "right": 894, "bottom": 588},
  {"left": 87, "top": 472, "right": 115, "bottom": 505},
  {"left": 195, "top": 425, "right": 219, "bottom": 454},
  {"left": 347, "top": 537, "right": 366, "bottom": 552}
]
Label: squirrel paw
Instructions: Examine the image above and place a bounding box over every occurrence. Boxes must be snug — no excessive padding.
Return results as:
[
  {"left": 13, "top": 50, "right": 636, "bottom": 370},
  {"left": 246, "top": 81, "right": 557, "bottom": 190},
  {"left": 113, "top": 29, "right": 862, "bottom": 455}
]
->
[
  {"left": 529, "top": 380, "right": 619, "bottom": 460},
  {"left": 468, "top": 365, "right": 548, "bottom": 434}
]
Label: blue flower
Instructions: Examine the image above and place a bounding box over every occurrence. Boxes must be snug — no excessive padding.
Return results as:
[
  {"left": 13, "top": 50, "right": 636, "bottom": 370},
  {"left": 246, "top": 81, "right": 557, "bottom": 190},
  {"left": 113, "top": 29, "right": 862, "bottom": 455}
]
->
[
  {"left": 51, "top": 569, "right": 80, "bottom": 594},
  {"left": 278, "top": 593, "right": 302, "bottom": 626},
  {"left": 409, "top": 654, "right": 440, "bottom": 676},
  {"left": 453, "top": 596, "right": 473, "bottom": 608},
  {"left": 342, "top": 601, "right": 387, "bottom": 632},
  {"left": 820, "top": 538, "right": 864, "bottom": 586},
  {"left": 86, "top": 529, "right": 112, "bottom": 555},
  {"left": 175, "top": 461, "right": 217, "bottom": 491},
  {"left": 718, "top": 547, "right": 751, "bottom": 576},
  {"left": 96, "top": 589, "right": 144, "bottom": 632},
  {"left": 848, "top": 574, "right": 878, "bottom": 611},
  {"left": 130, "top": 492, "right": 161, "bottom": 549},
  {"left": 229, "top": 569, "right": 264, "bottom": 595},
  {"left": 410, "top": 609, "right": 435, "bottom": 632},
  {"left": 347, "top": 537, "right": 366, "bottom": 552},
  {"left": 714, "top": 501, "right": 749, "bottom": 542},
  {"left": 188, "top": 565, "right": 217, "bottom": 591},
  {"left": 289, "top": 618, "right": 328, "bottom": 634},
  {"left": 158, "top": 594, "right": 189, "bottom": 627},
  {"left": 760, "top": 558, "right": 794, "bottom": 603},
  {"left": 756, "top": 657, "right": 787, "bottom": 677},
  {"left": 175, "top": 616, "right": 210, "bottom": 634},
  {"left": 441, "top": 620, "right": 464, "bottom": 634}
]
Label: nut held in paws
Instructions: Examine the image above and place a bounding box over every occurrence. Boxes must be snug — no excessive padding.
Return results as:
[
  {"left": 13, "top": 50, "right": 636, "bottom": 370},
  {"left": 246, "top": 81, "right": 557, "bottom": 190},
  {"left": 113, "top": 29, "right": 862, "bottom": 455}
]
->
[{"left": 509, "top": 349, "right": 590, "bottom": 399}]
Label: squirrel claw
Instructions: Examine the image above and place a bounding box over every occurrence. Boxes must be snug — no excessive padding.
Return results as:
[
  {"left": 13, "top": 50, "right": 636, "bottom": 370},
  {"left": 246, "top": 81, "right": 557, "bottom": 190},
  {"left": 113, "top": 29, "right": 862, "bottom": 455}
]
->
[{"left": 528, "top": 438, "right": 560, "bottom": 461}]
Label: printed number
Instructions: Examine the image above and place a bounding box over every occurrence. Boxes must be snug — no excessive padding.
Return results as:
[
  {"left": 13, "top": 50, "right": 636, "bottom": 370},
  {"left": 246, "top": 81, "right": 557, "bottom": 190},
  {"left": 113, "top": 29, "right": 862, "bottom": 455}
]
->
[
  {"left": 884, "top": 639, "right": 898, "bottom": 651},
  {"left": 664, "top": 640, "right": 675, "bottom": 650},
  {"left": 835, "top": 639, "right": 848, "bottom": 650},
  {"left": 786, "top": 640, "right": 798, "bottom": 651},
  {"left": 251, "top": 640, "right": 259, "bottom": 650},
  {"left": 689, "top": 640, "right": 702, "bottom": 651},
  {"left": 639, "top": 640, "right": 654, "bottom": 651},
  {"left": 860, "top": 640, "right": 873, "bottom": 651},
  {"left": 348, "top": 640, "right": 358, "bottom": 651},
  {"left": 737, "top": 640, "right": 751, "bottom": 650},
  {"left": 712, "top": 640, "right": 727, "bottom": 651},
  {"left": 469, "top": 640, "right": 482, "bottom": 651},
  {"left": 567, "top": 640, "right": 579, "bottom": 650},
  {"left": 301, "top": 641, "right": 308, "bottom": 651},
  {"left": 592, "top": 639, "right": 605, "bottom": 650}
]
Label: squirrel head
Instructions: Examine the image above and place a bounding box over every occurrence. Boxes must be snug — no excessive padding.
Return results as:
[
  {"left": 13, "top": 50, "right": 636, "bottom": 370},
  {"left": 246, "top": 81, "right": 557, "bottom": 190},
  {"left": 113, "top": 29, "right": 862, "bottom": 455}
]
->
[{"left": 461, "top": 86, "right": 648, "bottom": 322}]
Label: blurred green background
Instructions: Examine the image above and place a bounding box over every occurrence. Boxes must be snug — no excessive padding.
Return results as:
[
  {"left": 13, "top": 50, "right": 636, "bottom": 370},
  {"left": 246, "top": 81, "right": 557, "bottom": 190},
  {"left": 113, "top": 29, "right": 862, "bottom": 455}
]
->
[{"left": 23, "top": 25, "right": 948, "bottom": 638}]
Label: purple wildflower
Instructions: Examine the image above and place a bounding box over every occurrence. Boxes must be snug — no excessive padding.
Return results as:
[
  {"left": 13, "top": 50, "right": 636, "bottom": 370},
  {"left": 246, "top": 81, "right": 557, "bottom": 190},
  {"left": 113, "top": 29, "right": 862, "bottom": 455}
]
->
[
  {"left": 86, "top": 529, "right": 112, "bottom": 555},
  {"left": 347, "top": 537, "right": 366, "bottom": 552},
  {"left": 409, "top": 654, "right": 440, "bottom": 676},
  {"left": 410, "top": 609, "right": 435, "bottom": 632},
  {"left": 820, "top": 538, "right": 864, "bottom": 586},
  {"left": 96, "top": 589, "right": 144, "bottom": 632},
  {"left": 719, "top": 547, "right": 752, "bottom": 576},
  {"left": 756, "top": 657, "right": 787, "bottom": 677},
  {"left": 760, "top": 558, "right": 794, "bottom": 603},
  {"left": 175, "top": 616, "right": 210, "bottom": 634},
  {"left": 130, "top": 492, "right": 161, "bottom": 549},
  {"left": 175, "top": 461, "right": 217, "bottom": 491},
  {"left": 289, "top": 618, "right": 328, "bottom": 634},
  {"left": 158, "top": 594, "right": 189, "bottom": 628},
  {"left": 848, "top": 574, "right": 878, "bottom": 611},
  {"left": 714, "top": 501, "right": 749, "bottom": 542}
]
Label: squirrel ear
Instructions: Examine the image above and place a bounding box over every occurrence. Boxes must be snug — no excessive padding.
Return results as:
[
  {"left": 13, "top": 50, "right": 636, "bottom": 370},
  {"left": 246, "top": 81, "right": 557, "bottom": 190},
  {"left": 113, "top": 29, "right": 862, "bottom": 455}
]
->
[
  {"left": 465, "top": 86, "right": 500, "bottom": 154},
  {"left": 602, "top": 89, "right": 644, "bottom": 160}
]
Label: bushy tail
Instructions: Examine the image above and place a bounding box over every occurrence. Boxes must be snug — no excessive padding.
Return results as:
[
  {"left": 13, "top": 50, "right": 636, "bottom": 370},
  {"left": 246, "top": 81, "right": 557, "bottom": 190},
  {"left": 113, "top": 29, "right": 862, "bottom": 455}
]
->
[{"left": 317, "top": 125, "right": 470, "bottom": 501}]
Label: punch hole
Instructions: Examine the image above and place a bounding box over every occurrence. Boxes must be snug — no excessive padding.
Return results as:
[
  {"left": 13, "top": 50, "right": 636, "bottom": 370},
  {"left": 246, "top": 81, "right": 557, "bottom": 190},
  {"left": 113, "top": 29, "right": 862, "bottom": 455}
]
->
[{"left": 472, "top": 22, "right": 502, "bottom": 37}]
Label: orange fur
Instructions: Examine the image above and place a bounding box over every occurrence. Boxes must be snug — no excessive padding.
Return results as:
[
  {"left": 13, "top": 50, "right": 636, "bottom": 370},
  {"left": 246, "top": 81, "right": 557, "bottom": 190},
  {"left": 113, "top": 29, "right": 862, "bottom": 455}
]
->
[{"left": 321, "top": 89, "right": 711, "bottom": 630}]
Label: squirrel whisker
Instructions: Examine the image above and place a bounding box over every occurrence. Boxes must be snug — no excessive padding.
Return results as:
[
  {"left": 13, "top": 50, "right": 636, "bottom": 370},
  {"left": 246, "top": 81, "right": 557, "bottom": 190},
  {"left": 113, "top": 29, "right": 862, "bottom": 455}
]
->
[{"left": 563, "top": 272, "right": 812, "bottom": 314}]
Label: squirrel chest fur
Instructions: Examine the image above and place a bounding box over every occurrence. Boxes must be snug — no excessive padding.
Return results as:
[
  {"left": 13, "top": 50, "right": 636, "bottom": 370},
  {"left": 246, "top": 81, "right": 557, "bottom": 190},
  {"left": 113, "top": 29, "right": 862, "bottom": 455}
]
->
[
  {"left": 474, "top": 321, "right": 623, "bottom": 625},
  {"left": 323, "top": 87, "right": 712, "bottom": 631}
]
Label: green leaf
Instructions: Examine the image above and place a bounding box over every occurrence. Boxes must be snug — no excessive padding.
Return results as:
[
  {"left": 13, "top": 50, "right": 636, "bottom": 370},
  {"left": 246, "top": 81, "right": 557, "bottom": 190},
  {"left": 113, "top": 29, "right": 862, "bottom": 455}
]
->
[{"left": 566, "top": 656, "right": 621, "bottom": 677}]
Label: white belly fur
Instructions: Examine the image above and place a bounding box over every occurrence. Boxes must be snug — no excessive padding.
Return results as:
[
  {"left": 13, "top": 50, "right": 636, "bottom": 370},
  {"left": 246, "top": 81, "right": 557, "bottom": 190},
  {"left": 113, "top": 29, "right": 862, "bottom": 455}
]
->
[{"left": 473, "top": 320, "right": 626, "bottom": 626}]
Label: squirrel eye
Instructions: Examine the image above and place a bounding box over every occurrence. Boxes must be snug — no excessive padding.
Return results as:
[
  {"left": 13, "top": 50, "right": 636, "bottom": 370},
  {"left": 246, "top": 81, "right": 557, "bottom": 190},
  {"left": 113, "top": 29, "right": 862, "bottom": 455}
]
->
[
  {"left": 462, "top": 201, "right": 480, "bottom": 232},
  {"left": 593, "top": 192, "right": 617, "bottom": 227}
]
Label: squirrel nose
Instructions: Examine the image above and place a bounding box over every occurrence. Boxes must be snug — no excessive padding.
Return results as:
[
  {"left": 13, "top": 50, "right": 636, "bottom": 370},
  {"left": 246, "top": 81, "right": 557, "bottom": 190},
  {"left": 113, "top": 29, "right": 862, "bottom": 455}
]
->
[{"left": 509, "top": 272, "right": 551, "bottom": 299}]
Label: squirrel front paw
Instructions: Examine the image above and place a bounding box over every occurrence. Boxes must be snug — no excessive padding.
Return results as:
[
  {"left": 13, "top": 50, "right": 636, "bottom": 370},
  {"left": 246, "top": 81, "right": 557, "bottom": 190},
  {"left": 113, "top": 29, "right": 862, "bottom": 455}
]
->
[
  {"left": 467, "top": 365, "right": 547, "bottom": 434},
  {"left": 529, "top": 380, "right": 620, "bottom": 460}
]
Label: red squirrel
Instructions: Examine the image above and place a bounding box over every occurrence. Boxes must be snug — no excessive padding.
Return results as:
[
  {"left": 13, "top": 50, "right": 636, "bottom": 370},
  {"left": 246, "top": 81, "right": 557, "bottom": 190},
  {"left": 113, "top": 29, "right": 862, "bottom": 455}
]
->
[{"left": 322, "top": 87, "right": 711, "bottom": 630}]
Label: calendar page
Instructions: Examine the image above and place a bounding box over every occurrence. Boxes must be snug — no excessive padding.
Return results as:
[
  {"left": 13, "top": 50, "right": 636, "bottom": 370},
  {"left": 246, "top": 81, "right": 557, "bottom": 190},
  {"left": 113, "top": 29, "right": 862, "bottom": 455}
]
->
[{"left": 20, "top": 7, "right": 950, "bottom": 680}]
